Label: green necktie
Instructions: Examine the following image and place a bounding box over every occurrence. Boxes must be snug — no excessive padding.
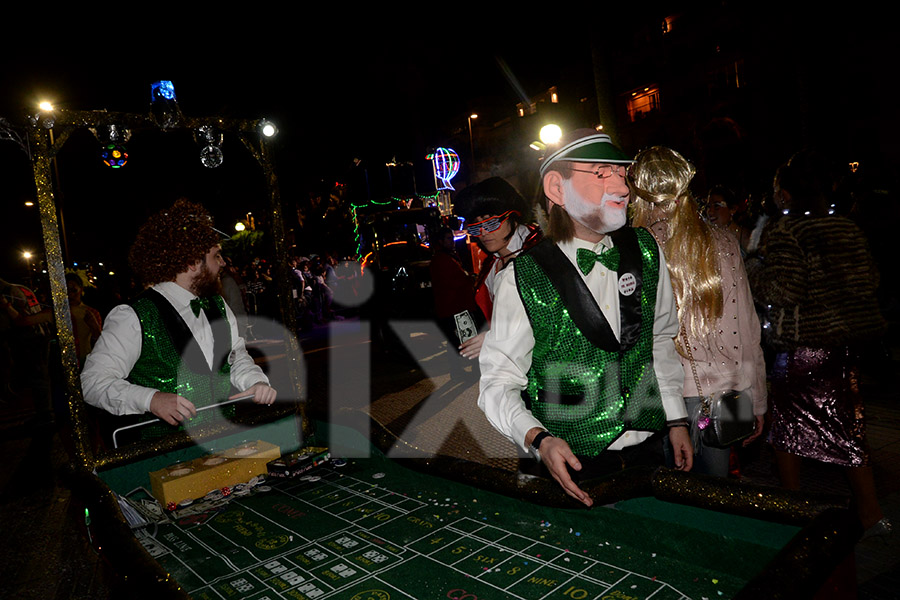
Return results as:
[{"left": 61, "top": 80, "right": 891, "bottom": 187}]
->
[
  {"left": 190, "top": 297, "right": 211, "bottom": 317},
  {"left": 576, "top": 246, "right": 620, "bottom": 275}
]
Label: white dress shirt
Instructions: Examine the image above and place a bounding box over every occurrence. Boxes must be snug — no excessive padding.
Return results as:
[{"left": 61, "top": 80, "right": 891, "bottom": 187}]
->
[
  {"left": 478, "top": 234, "right": 685, "bottom": 454},
  {"left": 81, "top": 281, "right": 269, "bottom": 416}
]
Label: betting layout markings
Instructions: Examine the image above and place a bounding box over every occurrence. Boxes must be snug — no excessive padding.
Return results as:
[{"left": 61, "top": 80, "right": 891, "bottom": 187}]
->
[
  {"left": 141, "top": 467, "right": 694, "bottom": 600},
  {"left": 284, "top": 470, "right": 690, "bottom": 600},
  {"left": 196, "top": 466, "right": 427, "bottom": 598},
  {"left": 404, "top": 517, "right": 692, "bottom": 600}
]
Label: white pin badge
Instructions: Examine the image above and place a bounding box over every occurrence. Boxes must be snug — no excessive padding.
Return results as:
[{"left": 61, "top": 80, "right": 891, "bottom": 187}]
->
[{"left": 618, "top": 272, "right": 636, "bottom": 296}]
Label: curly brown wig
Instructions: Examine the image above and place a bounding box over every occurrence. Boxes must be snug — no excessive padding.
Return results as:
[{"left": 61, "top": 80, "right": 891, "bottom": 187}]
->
[{"left": 128, "top": 199, "right": 222, "bottom": 286}]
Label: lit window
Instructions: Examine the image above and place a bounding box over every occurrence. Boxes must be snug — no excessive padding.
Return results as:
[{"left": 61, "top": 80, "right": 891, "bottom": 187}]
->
[{"left": 626, "top": 86, "right": 660, "bottom": 122}]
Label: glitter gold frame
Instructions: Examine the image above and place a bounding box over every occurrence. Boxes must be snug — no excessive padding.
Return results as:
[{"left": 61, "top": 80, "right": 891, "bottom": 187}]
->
[{"left": 20, "top": 108, "right": 308, "bottom": 471}]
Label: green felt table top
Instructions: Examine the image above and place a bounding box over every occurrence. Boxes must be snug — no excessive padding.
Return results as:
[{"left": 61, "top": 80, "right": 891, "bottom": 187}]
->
[{"left": 118, "top": 445, "right": 798, "bottom": 600}]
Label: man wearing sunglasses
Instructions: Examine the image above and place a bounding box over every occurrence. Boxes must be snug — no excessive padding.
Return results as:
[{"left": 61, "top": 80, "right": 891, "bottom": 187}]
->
[{"left": 478, "top": 130, "right": 691, "bottom": 506}]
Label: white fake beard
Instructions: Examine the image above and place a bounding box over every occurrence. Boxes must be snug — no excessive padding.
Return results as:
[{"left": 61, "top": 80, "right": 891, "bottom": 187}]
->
[{"left": 561, "top": 177, "right": 628, "bottom": 235}]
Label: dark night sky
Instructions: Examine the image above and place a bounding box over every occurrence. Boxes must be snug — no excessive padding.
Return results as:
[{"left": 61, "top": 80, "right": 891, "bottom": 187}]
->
[
  {"left": 1, "top": 6, "right": 895, "bottom": 279},
  {"left": 0, "top": 20, "right": 593, "bottom": 277}
]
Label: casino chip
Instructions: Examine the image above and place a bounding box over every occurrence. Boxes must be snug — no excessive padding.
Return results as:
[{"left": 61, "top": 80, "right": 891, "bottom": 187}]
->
[
  {"left": 333, "top": 458, "right": 347, "bottom": 467},
  {"left": 372, "top": 472, "right": 385, "bottom": 479},
  {"left": 258, "top": 485, "right": 272, "bottom": 492},
  {"left": 308, "top": 476, "right": 321, "bottom": 482},
  {"left": 177, "top": 498, "right": 193, "bottom": 507}
]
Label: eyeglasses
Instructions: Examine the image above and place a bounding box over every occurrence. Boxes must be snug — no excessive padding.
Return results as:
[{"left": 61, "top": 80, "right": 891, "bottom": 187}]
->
[
  {"left": 570, "top": 164, "right": 629, "bottom": 179},
  {"left": 465, "top": 210, "right": 519, "bottom": 237}
]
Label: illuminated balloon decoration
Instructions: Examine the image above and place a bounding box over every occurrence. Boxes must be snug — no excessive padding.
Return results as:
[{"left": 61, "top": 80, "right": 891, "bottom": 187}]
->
[
  {"left": 432, "top": 147, "right": 460, "bottom": 191},
  {"left": 101, "top": 143, "right": 128, "bottom": 168}
]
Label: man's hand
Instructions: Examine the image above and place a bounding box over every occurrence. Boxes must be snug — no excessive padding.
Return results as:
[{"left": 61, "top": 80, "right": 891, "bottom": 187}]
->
[
  {"left": 150, "top": 392, "right": 197, "bottom": 426},
  {"left": 232, "top": 382, "right": 277, "bottom": 406},
  {"left": 459, "top": 332, "right": 486, "bottom": 360},
  {"left": 668, "top": 426, "right": 693, "bottom": 471},
  {"left": 525, "top": 428, "right": 593, "bottom": 507},
  {"left": 742, "top": 415, "right": 766, "bottom": 446}
]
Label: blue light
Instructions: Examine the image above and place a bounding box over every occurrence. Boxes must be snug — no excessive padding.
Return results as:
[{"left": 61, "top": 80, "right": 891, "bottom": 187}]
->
[{"left": 151, "top": 80, "right": 176, "bottom": 102}]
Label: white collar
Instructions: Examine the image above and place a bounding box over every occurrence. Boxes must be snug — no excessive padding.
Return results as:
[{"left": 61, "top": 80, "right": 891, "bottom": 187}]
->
[
  {"left": 558, "top": 234, "right": 613, "bottom": 264},
  {"left": 494, "top": 224, "right": 530, "bottom": 258},
  {"left": 153, "top": 280, "right": 197, "bottom": 307}
]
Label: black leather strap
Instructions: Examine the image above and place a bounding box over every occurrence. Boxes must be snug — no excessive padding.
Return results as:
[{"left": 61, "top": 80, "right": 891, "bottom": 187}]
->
[
  {"left": 524, "top": 239, "right": 620, "bottom": 351},
  {"left": 607, "top": 227, "right": 644, "bottom": 351},
  {"left": 523, "top": 230, "right": 645, "bottom": 352}
]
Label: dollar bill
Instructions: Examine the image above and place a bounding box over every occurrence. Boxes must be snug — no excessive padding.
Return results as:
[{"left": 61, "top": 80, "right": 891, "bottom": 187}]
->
[{"left": 454, "top": 310, "right": 477, "bottom": 344}]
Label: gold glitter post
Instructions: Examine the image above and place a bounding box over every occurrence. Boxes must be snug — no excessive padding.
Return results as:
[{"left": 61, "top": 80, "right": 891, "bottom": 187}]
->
[{"left": 19, "top": 107, "right": 307, "bottom": 471}]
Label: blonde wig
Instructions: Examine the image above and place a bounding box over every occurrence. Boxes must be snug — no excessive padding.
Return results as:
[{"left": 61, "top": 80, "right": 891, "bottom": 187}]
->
[{"left": 628, "top": 147, "right": 723, "bottom": 348}]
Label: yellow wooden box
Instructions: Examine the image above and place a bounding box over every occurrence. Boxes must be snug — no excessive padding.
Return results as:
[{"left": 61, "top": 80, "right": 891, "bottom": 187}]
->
[{"left": 149, "top": 440, "right": 281, "bottom": 506}]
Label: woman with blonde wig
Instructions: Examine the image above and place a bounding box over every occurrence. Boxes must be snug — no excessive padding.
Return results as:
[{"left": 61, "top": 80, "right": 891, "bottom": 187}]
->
[{"left": 628, "top": 146, "right": 766, "bottom": 476}]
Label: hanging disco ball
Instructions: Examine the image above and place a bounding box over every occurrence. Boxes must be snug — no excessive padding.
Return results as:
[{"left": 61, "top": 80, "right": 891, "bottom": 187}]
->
[
  {"left": 101, "top": 143, "right": 128, "bottom": 168},
  {"left": 200, "top": 144, "right": 224, "bottom": 168}
]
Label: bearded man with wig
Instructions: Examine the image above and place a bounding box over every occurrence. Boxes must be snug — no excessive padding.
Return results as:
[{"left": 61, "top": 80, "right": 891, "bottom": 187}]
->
[
  {"left": 81, "top": 199, "right": 276, "bottom": 439},
  {"left": 478, "top": 131, "right": 692, "bottom": 506}
]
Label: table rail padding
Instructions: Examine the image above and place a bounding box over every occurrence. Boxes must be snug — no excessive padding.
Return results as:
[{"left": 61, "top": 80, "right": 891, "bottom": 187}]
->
[{"left": 62, "top": 463, "right": 192, "bottom": 600}]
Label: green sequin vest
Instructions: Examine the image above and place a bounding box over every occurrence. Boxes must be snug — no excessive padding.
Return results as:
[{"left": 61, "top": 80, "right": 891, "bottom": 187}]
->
[
  {"left": 516, "top": 229, "right": 665, "bottom": 456},
  {"left": 127, "top": 290, "right": 234, "bottom": 439}
]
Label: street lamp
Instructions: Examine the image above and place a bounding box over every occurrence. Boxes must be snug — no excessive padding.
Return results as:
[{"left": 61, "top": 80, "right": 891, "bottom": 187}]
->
[
  {"left": 467, "top": 113, "right": 478, "bottom": 175},
  {"left": 540, "top": 124, "right": 562, "bottom": 145}
]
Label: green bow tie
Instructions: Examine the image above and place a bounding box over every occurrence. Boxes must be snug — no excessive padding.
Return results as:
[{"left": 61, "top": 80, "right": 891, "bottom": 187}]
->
[
  {"left": 190, "top": 297, "right": 211, "bottom": 317},
  {"left": 576, "top": 246, "right": 620, "bottom": 275}
]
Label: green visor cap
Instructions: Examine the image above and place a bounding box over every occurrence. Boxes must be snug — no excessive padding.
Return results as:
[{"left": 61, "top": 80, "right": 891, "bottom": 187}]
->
[{"left": 540, "top": 134, "right": 632, "bottom": 177}]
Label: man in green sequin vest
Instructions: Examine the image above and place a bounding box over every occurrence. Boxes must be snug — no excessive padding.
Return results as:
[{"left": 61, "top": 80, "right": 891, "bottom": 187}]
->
[
  {"left": 478, "top": 131, "right": 692, "bottom": 506},
  {"left": 81, "top": 199, "right": 276, "bottom": 437}
]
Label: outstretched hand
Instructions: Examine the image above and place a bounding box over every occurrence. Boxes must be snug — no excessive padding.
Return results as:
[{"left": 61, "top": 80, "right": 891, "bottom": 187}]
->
[
  {"left": 539, "top": 436, "right": 594, "bottom": 507},
  {"left": 150, "top": 392, "right": 197, "bottom": 426}
]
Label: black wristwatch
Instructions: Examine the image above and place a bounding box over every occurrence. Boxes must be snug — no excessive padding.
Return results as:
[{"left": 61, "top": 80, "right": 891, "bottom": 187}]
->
[{"left": 530, "top": 431, "right": 554, "bottom": 456}]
